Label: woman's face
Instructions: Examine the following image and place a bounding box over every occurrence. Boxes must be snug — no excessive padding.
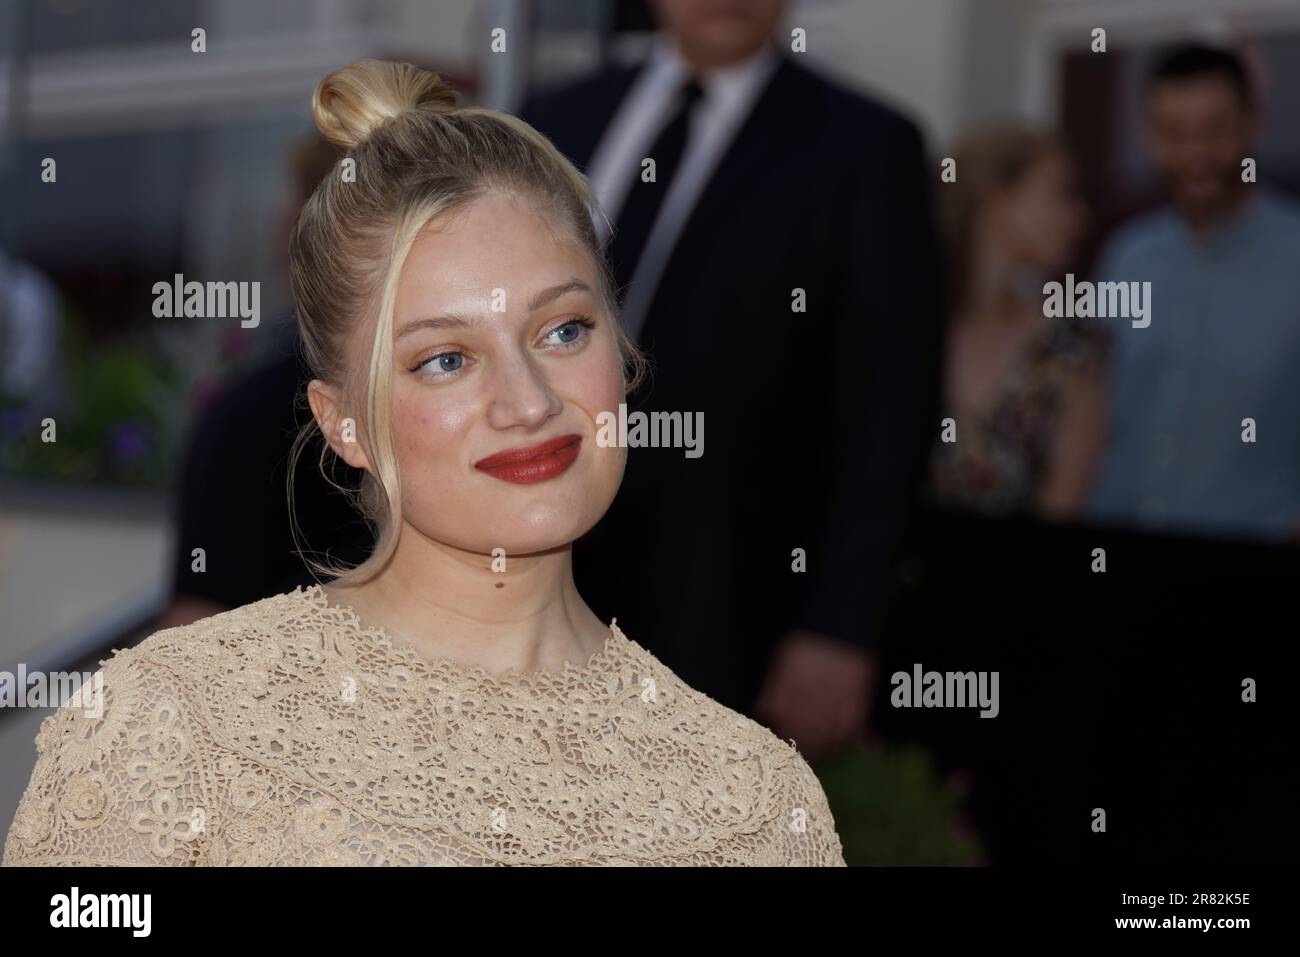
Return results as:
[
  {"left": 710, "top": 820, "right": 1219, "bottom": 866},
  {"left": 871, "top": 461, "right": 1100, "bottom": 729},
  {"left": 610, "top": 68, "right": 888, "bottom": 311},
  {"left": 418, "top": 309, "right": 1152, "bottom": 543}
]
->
[
  {"left": 988, "top": 147, "right": 1088, "bottom": 275},
  {"left": 325, "top": 190, "right": 627, "bottom": 558}
]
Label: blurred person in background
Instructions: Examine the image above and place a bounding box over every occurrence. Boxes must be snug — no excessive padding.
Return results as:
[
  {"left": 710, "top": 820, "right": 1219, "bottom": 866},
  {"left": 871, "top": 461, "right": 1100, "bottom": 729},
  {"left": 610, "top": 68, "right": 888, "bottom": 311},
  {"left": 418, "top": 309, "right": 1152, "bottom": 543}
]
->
[
  {"left": 0, "top": 249, "right": 64, "bottom": 418},
  {"left": 930, "top": 125, "right": 1107, "bottom": 519},
  {"left": 157, "top": 132, "right": 372, "bottom": 628},
  {"left": 522, "top": 0, "right": 944, "bottom": 760},
  {"left": 1089, "top": 42, "right": 1300, "bottom": 540}
]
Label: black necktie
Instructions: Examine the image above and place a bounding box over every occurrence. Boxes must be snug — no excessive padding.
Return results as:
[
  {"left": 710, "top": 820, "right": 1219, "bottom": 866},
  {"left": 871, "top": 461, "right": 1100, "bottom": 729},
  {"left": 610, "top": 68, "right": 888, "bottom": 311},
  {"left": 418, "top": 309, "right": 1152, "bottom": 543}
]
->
[{"left": 609, "top": 75, "right": 705, "bottom": 306}]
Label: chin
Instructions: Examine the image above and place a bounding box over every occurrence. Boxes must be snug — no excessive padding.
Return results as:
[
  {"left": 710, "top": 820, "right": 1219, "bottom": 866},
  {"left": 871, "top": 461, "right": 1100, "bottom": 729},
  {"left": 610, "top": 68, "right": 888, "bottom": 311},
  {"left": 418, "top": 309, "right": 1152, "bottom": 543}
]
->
[
  {"left": 488, "top": 502, "right": 603, "bottom": 557},
  {"left": 1176, "top": 177, "right": 1228, "bottom": 206}
]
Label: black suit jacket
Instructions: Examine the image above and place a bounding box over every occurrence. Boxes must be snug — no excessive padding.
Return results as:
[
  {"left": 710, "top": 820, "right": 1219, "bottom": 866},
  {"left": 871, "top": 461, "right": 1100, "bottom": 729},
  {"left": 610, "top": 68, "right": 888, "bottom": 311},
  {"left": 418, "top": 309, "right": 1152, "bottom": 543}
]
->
[
  {"left": 170, "top": 327, "right": 374, "bottom": 608},
  {"left": 522, "top": 52, "right": 945, "bottom": 713}
]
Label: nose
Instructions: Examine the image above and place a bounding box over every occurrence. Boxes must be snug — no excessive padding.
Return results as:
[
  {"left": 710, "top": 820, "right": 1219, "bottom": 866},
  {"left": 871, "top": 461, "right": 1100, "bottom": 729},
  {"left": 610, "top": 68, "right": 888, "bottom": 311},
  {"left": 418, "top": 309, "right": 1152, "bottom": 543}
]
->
[{"left": 484, "top": 348, "right": 562, "bottom": 431}]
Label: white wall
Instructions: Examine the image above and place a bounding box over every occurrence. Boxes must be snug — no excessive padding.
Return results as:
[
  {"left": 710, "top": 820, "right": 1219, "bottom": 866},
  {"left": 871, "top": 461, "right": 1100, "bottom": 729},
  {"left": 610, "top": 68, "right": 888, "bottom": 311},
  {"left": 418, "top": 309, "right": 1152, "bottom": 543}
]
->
[
  {"left": 790, "top": 0, "right": 970, "bottom": 148},
  {"left": 788, "top": 0, "right": 1300, "bottom": 155}
]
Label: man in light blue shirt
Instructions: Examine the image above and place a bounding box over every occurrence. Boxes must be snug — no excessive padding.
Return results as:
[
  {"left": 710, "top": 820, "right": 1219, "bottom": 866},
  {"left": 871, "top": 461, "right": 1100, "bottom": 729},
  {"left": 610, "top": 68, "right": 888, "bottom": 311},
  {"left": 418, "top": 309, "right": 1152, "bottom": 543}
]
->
[{"left": 1090, "top": 43, "right": 1300, "bottom": 541}]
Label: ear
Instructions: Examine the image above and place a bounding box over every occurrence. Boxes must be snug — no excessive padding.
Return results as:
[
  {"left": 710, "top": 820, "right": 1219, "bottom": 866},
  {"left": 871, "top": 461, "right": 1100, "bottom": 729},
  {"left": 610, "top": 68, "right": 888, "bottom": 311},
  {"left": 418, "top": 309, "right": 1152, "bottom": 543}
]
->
[{"left": 307, "top": 378, "right": 371, "bottom": 472}]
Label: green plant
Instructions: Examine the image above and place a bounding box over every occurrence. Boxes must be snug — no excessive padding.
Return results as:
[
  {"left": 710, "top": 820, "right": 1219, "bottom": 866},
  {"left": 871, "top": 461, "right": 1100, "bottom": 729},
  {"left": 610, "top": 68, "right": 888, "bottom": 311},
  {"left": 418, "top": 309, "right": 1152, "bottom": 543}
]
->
[
  {"left": 0, "top": 302, "right": 182, "bottom": 485},
  {"left": 814, "top": 740, "right": 983, "bottom": 866}
]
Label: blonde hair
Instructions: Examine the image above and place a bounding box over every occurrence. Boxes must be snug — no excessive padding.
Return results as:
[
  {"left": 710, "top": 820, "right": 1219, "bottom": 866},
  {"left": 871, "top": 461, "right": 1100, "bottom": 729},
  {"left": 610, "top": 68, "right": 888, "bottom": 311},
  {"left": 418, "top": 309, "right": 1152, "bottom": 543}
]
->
[{"left": 287, "top": 59, "right": 648, "bottom": 586}]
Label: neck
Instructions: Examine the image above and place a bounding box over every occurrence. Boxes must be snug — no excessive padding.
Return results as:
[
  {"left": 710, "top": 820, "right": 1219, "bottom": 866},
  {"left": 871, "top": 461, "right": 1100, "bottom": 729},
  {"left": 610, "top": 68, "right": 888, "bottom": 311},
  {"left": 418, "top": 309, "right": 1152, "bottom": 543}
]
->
[
  {"left": 1181, "top": 184, "right": 1252, "bottom": 240},
  {"left": 675, "top": 36, "right": 769, "bottom": 72},
  {"left": 963, "top": 243, "right": 1035, "bottom": 322},
  {"left": 329, "top": 524, "right": 605, "bottom": 676}
]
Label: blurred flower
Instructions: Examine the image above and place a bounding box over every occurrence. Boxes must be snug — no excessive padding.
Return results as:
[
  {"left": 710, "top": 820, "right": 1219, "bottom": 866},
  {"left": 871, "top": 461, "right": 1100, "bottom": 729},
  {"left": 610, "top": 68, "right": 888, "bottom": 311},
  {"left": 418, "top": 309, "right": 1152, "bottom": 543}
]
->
[
  {"left": 221, "top": 327, "right": 252, "bottom": 360},
  {"left": 0, "top": 404, "right": 32, "bottom": 438},
  {"left": 109, "top": 421, "right": 152, "bottom": 464},
  {"left": 191, "top": 376, "right": 225, "bottom": 412}
]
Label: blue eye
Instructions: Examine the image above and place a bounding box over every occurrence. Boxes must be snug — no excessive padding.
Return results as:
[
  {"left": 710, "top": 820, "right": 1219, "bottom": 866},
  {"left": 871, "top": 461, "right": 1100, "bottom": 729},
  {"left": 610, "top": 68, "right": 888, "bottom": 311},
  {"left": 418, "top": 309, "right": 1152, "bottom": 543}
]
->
[
  {"left": 554, "top": 322, "right": 582, "bottom": 343},
  {"left": 546, "top": 316, "right": 594, "bottom": 348},
  {"left": 414, "top": 351, "right": 466, "bottom": 378}
]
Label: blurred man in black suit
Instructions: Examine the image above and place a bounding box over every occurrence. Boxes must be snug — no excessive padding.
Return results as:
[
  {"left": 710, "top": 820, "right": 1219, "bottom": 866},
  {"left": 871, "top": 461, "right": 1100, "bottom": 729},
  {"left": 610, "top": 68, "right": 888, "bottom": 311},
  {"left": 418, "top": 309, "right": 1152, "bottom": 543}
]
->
[{"left": 521, "top": 0, "right": 944, "bottom": 760}]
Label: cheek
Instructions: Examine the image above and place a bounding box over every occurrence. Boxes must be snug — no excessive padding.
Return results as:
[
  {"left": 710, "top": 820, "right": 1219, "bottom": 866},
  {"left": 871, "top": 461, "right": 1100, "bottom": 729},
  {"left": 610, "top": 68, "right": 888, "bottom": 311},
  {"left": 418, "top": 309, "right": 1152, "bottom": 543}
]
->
[
  {"left": 1212, "top": 136, "right": 1245, "bottom": 166},
  {"left": 1047, "top": 200, "right": 1080, "bottom": 245},
  {"left": 552, "top": 338, "right": 627, "bottom": 419},
  {"left": 588, "top": 341, "right": 629, "bottom": 411},
  {"left": 1005, "top": 200, "right": 1044, "bottom": 254},
  {"left": 390, "top": 380, "right": 473, "bottom": 478},
  {"left": 563, "top": 346, "right": 627, "bottom": 482},
  {"left": 1022, "top": 189, "right": 1070, "bottom": 252}
]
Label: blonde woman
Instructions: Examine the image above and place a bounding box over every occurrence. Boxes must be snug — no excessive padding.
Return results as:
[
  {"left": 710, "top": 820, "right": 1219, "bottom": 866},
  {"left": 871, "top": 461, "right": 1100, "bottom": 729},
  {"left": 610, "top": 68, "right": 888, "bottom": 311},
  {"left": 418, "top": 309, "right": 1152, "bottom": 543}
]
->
[{"left": 2, "top": 61, "right": 844, "bottom": 867}]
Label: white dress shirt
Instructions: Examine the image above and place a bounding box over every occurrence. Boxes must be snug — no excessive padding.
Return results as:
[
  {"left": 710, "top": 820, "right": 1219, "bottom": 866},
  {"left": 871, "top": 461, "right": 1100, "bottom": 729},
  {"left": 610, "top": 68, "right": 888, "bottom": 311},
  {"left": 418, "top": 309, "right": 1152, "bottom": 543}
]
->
[{"left": 586, "top": 32, "right": 781, "bottom": 339}]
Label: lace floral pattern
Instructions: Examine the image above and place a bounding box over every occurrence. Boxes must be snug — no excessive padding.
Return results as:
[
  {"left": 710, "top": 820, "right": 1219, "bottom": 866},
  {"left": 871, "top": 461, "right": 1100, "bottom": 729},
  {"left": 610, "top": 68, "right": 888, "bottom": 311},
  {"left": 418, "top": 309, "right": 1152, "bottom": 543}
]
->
[{"left": 3, "top": 587, "right": 845, "bottom": 866}]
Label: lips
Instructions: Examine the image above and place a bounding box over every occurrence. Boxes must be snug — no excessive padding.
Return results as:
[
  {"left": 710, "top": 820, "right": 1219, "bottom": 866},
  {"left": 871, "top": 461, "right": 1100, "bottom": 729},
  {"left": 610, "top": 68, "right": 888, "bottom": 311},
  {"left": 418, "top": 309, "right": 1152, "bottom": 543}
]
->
[{"left": 473, "top": 434, "right": 582, "bottom": 484}]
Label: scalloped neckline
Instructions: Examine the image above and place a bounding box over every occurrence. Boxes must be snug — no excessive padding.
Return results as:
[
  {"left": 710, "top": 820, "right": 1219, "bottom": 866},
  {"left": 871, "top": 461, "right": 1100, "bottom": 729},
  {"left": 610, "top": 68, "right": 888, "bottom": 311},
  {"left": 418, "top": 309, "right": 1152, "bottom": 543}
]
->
[{"left": 296, "top": 584, "right": 627, "bottom": 688}]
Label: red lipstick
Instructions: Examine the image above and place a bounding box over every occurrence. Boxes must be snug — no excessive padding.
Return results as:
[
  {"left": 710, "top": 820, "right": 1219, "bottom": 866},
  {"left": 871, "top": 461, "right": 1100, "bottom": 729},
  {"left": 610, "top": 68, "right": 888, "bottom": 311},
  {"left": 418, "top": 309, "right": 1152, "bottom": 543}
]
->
[{"left": 473, "top": 434, "right": 582, "bottom": 484}]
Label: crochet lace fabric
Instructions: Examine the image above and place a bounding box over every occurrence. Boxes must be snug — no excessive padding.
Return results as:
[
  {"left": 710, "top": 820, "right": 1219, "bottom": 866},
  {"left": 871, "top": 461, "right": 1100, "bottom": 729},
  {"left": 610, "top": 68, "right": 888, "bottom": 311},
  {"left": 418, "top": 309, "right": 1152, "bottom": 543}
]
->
[{"left": 3, "top": 586, "right": 845, "bottom": 866}]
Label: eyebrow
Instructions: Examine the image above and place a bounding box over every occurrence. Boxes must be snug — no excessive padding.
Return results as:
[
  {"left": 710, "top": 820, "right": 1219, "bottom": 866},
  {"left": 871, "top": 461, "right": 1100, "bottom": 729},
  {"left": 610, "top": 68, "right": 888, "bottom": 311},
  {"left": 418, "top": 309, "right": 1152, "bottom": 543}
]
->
[{"left": 394, "top": 279, "right": 594, "bottom": 341}]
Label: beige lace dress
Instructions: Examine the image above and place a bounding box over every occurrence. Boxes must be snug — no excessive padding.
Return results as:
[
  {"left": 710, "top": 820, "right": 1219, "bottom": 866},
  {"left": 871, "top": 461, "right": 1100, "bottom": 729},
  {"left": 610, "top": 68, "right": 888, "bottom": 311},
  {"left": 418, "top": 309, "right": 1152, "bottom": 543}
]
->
[{"left": 3, "top": 585, "right": 845, "bottom": 866}]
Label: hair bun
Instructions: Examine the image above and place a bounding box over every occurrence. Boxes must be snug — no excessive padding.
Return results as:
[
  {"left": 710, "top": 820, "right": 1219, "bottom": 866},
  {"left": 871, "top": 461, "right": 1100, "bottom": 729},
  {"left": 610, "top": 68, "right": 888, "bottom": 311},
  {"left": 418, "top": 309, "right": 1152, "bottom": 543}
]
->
[{"left": 312, "top": 59, "right": 458, "bottom": 150}]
